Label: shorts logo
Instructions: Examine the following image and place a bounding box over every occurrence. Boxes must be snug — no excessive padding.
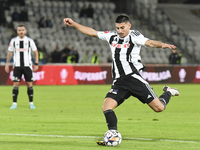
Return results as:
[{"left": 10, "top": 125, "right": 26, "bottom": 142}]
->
[
  {"left": 12, "top": 76, "right": 20, "bottom": 82},
  {"left": 147, "top": 95, "right": 152, "bottom": 99},
  {"left": 109, "top": 89, "right": 118, "bottom": 94}
]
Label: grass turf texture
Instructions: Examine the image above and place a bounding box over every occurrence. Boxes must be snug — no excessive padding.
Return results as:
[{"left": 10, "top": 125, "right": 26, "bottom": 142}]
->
[{"left": 0, "top": 84, "right": 200, "bottom": 150}]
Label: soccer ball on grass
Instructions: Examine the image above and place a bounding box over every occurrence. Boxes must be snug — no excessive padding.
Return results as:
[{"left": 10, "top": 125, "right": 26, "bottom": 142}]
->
[{"left": 104, "top": 130, "right": 122, "bottom": 146}]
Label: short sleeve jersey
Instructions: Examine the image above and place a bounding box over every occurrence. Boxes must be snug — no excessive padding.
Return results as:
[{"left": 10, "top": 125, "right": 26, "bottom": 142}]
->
[
  {"left": 97, "top": 30, "right": 148, "bottom": 79},
  {"left": 8, "top": 36, "right": 37, "bottom": 67}
]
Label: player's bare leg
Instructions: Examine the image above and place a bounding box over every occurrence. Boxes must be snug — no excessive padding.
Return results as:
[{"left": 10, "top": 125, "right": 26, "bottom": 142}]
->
[{"left": 148, "top": 86, "right": 179, "bottom": 112}]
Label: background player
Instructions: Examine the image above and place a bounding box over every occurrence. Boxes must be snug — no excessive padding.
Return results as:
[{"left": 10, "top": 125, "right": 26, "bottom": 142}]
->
[{"left": 5, "top": 24, "right": 39, "bottom": 109}]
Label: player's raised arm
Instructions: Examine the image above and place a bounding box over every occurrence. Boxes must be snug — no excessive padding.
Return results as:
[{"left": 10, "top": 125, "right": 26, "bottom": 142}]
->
[
  {"left": 145, "top": 39, "right": 177, "bottom": 50},
  {"left": 63, "top": 18, "right": 98, "bottom": 38}
]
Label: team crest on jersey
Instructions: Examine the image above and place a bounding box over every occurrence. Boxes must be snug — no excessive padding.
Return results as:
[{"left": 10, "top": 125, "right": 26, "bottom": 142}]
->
[{"left": 109, "top": 89, "right": 118, "bottom": 94}]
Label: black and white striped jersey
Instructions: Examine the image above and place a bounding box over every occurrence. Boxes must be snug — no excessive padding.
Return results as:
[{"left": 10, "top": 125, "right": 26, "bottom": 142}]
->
[
  {"left": 8, "top": 36, "right": 37, "bottom": 67},
  {"left": 97, "top": 30, "right": 148, "bottom": 79}
]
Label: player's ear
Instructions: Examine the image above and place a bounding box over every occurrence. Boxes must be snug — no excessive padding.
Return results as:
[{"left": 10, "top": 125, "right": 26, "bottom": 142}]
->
[{"left": 128, "top": 22, "right": 131, "bottom": 29}]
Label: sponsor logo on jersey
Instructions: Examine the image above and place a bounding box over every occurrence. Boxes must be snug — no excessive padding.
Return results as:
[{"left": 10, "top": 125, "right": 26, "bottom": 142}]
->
[
  {"left": 16, "top": 48, "right": 28, "bottom": 52},
  {"left": 104, "top": 31, "right": 110, "bottom": 33},
  {"left": 111, "top": 43, "right": 130, "bottom": 48}
]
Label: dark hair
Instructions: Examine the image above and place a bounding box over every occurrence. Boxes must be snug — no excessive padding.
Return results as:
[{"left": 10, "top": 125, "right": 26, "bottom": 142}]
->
[
  {"left": 115, "top": 14, "right": 130, "bottom": 23},
  {"left": 18, "top": 24, "right": 25, "bottom": 28}
]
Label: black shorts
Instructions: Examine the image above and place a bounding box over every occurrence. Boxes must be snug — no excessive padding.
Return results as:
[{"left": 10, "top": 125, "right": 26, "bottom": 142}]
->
[
  {"left": 105, "top": 72, "right": 157, "bottom": 106},
  {"left": 12, "top": 66, "right": 33, "bottom": 82}
]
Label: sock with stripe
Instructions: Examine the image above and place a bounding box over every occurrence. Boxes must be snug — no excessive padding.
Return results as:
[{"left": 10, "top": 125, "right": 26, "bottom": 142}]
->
[
  {"left": 159, "top": 91, "right": 171, "bottom": 108},
  {"left": 103, "top": 109, "right": 117, "bottom": 130},
  {"left": 27, "top": 87, "right": 33, "bottom": 102},
  {"left": 13, "top": 86, "right": 19, "bottom": 103}
]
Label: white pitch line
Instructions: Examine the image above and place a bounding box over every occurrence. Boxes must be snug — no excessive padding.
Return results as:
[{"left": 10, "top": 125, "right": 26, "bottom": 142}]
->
[{"left": 0, "top": 133, "right": 199, "bottom": 144}]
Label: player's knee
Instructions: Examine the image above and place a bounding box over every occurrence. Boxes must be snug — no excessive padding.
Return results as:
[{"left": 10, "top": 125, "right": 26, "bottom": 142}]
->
[
  {"left": 102, "top": 104, "right": 114, "bottom": 112},
  {"left": 13, "top": 82, "right": 20, "bottom": 87},
  {"left": 153, "top": 105, "right": 165, "bottom": 112},
  {"left": 102, "top": 98, "right": 117, "bottom": 112},
  {"left": 102, "top": 105, "right": 110, "bottom": 112}
]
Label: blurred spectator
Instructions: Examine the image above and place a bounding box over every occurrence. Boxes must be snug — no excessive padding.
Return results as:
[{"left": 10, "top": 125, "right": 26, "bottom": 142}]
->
[
  {"left": 1, "top": 0, "right": 10, "bottom": 10},
  {"left": 12, "top": 8, "right": 20, "bottom": 21},
  {"left": 91, "top": 50, "right": 99, "bottom": 64},
  {"left": 38, "top": 16, "right": 46, "bottom": 28},
  {"left": 46, "top": 18, "right": 53, "bottom": 28},
  {"left": 38, "top": 17, "right": 53, "bottom": 28},
  {"left": 9, "top": 0, "right": 25, "bottom": 6},
  {"left": 71, "top": 47, "right": 79, "bottom": 63},
  {"left": 61, "top": 44, "right": 71, "bottom": 63},
  {"left": 38, "top": 49, "right": 44, "bottom": 61},
  {"left": 67, "top": 51, "right": 76, "bottom": 63},
  {"left": 169, "top": 49, "right": 182, "bottom": 64},
  {"left": 82, "top": 50, "right": 89, "bottom": 63},
  {"left": 87, "top": 4, "right": 94, "bottom": 18},
  {"left": 79, "top": 5, "right": 87, "bottom": 18},
  {"left": 51, "top": 45, "right": 61, "bottom": 63},
  {"left": 177, "top": 50, "right": 182, "bottom": 64},
  {"left": 0, "top": 1, "right": 7, "bottom": 26},
  {"left": 20, "top": 8, "right": 28, "bottom": 21}
]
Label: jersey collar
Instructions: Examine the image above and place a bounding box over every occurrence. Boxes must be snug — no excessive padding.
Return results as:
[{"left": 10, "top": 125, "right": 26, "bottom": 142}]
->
[{"left": 17, "top": 35, "right": 27, "bottom": 40}]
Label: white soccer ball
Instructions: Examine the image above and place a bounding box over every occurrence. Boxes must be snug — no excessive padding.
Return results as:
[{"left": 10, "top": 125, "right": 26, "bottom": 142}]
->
[{"left": 103, "top": 130, "right": 122, "bottom": 146}]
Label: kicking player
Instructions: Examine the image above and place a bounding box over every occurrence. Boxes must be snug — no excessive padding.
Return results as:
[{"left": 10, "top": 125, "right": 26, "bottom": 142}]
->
[{"left": 63, "top": 14, "right": 180, "bottom": 145}]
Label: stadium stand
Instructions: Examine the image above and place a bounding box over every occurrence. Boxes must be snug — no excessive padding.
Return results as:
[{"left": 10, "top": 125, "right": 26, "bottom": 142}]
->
[
  {"left": 158, "top": 4, "right": 200, "bottom": 63},
  {"left": 0, "top": 0, "right": 199, "bottom": 64}
]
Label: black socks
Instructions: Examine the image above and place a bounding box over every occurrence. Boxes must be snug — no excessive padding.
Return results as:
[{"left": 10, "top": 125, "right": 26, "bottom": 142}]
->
[
  {"left": 27, "top": 87, "right": 33, "bottom": 102},
  {"left": 104, "top": 109, "right": 117, "bottom": 130},
  {"left": 159, "top": 91, "right": 171, "bottom": 108},
  {"left": 12, "top": 86, "right": 34, "bottom": 103},
  {"left": 13, "top": 87, "right": 19, "bottom": 102}
]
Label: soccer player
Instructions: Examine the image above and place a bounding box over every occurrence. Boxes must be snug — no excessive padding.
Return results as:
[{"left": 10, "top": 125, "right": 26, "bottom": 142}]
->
[
  {"left": 5, "top": 25, "right": 39, "bottom": 109},
  {"left": 63, "top": 15, "right": 180, "bottom": 145}
]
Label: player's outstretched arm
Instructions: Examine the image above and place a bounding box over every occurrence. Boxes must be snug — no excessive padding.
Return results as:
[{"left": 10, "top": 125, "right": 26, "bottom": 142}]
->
[
  {"left": 145, "top": 39, "right": 177, "bottom": 49},
  {"left": 63, "top": 18, "right": 98, "bottom": 38}
]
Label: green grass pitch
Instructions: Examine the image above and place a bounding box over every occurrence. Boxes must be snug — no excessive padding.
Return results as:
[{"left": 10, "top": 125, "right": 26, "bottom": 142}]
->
[{"left": 0, "top": 84, "right": 200, "bottom": 150}]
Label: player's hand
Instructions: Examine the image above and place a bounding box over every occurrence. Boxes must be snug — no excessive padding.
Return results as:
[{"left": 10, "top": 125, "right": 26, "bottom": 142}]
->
[
  {"left": 33, "top": 65, "right": 38, "bottom": 72},
  {"left": 5, "top": 65, "right": 9, "bottom": 73},
  {"left": 63, "top": 18, "right": 74, "bottom": 27},
  {"left": 162, "top": 44, "right": 177, "bottom": 50}
]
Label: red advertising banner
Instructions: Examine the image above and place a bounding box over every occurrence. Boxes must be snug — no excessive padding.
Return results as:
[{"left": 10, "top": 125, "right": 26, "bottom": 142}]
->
[
  {"left": 0, "top": 65, "right": 200, "bottom": 85},
  {"left": 193, "top": 66, "right": 200, "bottom": 83},
  {"left": 0, "top": 65, "right": 112, "bottom": 85},
  {"left": 142, "top": 66, "right": 199, "bottom": 84},
  {"left": 73, "top": 66, "right": 110, "bottom": 84}
]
